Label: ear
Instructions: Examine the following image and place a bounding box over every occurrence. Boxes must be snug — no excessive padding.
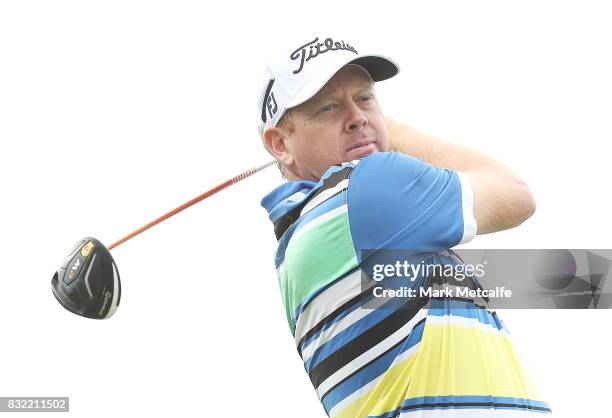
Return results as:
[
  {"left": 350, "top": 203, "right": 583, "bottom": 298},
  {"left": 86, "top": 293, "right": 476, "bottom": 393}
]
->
[{"left": 263, "top": 126, "right": 295, "bottom": 168}]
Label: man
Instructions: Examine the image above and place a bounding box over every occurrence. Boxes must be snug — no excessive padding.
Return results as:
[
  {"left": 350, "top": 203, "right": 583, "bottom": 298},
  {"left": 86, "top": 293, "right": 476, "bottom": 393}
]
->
[{"left": 258, "top": 36, "right": 552, "bottom": 417}]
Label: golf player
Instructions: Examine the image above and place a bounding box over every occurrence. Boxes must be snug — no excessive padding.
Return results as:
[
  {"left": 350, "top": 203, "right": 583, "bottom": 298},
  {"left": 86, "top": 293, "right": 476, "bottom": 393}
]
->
[{"left": 258, "top": 36, "right": 552, "bottom": 417}]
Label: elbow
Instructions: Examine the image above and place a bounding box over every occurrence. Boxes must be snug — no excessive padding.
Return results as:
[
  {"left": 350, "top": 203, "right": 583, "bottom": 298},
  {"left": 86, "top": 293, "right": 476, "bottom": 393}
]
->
[
  {"left": 468, "top": 170, "right": 536, "bottom": 234},
  {"left": 514, "top": 179, "right": 536, "bottom": 226}
]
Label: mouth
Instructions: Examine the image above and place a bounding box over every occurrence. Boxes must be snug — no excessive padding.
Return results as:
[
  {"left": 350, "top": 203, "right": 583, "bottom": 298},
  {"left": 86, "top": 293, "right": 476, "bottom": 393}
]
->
[{"left": 346, "top": 138, "right": 377, "bottom": 158}]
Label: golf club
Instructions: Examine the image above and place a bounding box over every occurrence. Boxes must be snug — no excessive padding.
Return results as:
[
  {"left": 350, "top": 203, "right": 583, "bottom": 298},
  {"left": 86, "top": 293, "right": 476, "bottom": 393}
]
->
[{"left": 51, "top": 160, "right": 276, "bottom": 319}]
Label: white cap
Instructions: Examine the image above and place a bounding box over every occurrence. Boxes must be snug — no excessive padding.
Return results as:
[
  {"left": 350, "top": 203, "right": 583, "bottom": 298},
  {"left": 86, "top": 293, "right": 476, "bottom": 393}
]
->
[{"left": 257, "top": 36, "right": 399, "bottom": 136}]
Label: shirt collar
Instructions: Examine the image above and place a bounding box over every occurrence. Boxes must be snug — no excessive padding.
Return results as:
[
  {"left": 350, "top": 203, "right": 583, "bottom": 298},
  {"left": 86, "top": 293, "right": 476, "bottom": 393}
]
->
[{"left": 261, "top": 179, "right": 317, "bottom": 223}]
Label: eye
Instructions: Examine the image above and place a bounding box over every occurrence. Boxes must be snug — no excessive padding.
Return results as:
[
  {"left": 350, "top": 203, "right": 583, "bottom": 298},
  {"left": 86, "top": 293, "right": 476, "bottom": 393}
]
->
[
  {"left": 320, "top": 103, "right": 335, "bottom": 112},
  {"left": 360, "top": 95, "right": 374, "bottom": 102}
]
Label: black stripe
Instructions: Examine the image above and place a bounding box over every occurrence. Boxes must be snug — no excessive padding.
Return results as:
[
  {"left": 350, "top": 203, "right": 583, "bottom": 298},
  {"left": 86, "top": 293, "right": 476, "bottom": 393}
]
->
[
  {"left": 273, "top": 206, "right": 302, "bottom": 240},
  {"left": 273, "top": 165, "right": 354, "bottom": 240},
  {"left": 260, "top": 78, "right": 275, "bottom": 123},
  {"left": 320, "top": 317, "right": 427, "bottom": 401},
  {"left": 297, "top": 282, "right": 376, "bottom": 356},
  {"left": 314, "top": 165, "right": 353, "bottom": 191},
  {"left": 400, "top": 401, "right": 552, "bottom": 413},
  {"left": 308, "top": 296, "right": 429, "bottom": 388}
]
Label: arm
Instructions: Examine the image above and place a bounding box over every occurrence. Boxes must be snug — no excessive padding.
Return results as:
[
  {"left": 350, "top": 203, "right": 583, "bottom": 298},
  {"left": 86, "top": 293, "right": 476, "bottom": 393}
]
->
[{"left": 386, "top": 117, "right": 536, "bottom": 235}]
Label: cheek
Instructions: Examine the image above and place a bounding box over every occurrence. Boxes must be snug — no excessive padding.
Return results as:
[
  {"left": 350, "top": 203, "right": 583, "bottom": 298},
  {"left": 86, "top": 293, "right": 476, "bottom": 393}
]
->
[
  {"left": 303, "top": 127, "right": 340, "bottom": 157},
  {"left": 370, "top": 113, "right": 390, "bottom": 150},
  {"left": 315, "top": 133, "right": 344, "bottom": 162},
  {"left": 290, "top": 123, "right": 345, "bottom": 177},
  {"left": 289, "top": 130, "right": 324, "bottom": 170},
  {"left": 378, "top": 130, "right": 390, "bottom": 151}
]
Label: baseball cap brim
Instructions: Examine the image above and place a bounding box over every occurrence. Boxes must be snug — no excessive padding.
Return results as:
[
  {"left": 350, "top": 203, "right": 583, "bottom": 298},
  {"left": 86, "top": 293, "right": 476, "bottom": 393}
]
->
[{"left": 286, "top": 54, "right": 399, "bottom": 110}]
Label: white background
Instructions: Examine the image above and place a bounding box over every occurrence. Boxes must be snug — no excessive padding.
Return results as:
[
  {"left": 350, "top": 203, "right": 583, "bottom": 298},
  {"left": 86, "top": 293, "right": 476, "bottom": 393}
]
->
[{"left": 1, "top": 1, "right": 610, "bottom": 417}]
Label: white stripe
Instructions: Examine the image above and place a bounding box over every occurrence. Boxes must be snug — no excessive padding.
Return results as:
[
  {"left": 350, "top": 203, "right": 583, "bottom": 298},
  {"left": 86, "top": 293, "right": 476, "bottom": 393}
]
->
[
  {"left": 425, "top": 314, "right": 510, "bottom": 336},
  {"left": 290, "top": 204, "right": 347, "bottom": 243},
  {"left": 300, "top": 284, "right": 400, "bottom": 360},
  {"left": 276, "top": 261, "right": 284, "bottom": 277},
  {"left": 301, "top": 298, "right": 375, "bottom": 362},
  {"left": 300, "top": 179, "right": 349, "bottom": 216},
  {"left": 327, "top": 343, "right": 421, "bottom": 417},
  {"left": 457, "top": 172, "right": 477, "bottom": 244},
  {"left": 294, "top": 269, "right": 362, "bottom": 344},
  {"left": 287, "top": 190, "right": 308, "bottom": 203},
  {"left": 317, "top": 308, "right": 428, "bottom": 398}
]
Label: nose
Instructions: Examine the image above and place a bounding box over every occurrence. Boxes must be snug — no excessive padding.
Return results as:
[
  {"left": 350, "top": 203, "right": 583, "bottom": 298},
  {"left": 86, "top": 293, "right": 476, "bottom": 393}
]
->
[{"left": 344, "top": 100, "right": 368, "bottom": 132}]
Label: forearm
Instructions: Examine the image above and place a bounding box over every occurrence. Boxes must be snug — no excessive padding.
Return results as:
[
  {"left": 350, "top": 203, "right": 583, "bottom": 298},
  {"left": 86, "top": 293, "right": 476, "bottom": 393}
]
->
[
  {"left": 386, "top": 117, "right": 536, "bottom": 234},
  {"left": 387, "top": 117, "right": 503, "bottom": 173}
]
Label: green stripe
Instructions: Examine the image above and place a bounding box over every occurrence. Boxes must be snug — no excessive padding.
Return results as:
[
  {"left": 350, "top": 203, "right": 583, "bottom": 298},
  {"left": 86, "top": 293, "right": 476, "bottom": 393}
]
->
[{"left": 278, "top": 210, "right": 358, "bottom": 332}]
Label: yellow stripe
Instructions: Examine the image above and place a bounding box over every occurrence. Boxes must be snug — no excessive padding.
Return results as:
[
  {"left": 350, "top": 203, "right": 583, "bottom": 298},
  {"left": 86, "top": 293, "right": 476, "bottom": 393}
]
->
[
  {"left": 411, "top": 322, "right": 543, "bottom": 398},
  {"left": 333, "top": 321, "right": 544, "bottom": 418},
  {"left": 333, "top": 351, "right": 419, "bottom": 418}
]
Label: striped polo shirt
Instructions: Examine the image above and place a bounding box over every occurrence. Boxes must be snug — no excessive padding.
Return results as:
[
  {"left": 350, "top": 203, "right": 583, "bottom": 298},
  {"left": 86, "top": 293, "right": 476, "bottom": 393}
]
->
[{"left": 261, "top": 151, "right": 552, "bottom": 417}]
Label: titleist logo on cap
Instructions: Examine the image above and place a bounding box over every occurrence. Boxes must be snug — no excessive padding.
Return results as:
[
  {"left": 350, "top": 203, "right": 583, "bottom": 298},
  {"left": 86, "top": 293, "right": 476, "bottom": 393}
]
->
[{"left": 290, "top": 37, "right": 358, "bottom": 75}]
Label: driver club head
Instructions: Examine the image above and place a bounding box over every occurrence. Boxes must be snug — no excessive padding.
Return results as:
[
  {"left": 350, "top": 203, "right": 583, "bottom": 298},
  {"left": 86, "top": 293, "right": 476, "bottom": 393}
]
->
[{"left": 51, "top": 237, "right": 121, "bottom": 319}]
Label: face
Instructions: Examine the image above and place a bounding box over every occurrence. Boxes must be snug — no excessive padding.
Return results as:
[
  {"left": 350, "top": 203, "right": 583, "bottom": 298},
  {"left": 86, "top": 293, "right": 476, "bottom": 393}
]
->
[{"left": 266, "top": 65, "right": 390, "bottom": 181}]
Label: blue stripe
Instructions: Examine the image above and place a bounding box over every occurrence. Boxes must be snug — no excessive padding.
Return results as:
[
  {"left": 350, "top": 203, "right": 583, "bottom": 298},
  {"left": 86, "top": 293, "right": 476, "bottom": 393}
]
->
[
  {"left": 404, "top": 395, "right": 552, "bottom": 409},
  {"left": 304, "top": 297, "right": 407, "bottom": 371},
  {"left": 371, "top": 396, "right": 552, "bottom": 417},
  {"left": 322, "top": 320, "right": 425, "bottom": 413},
  {"left": 264, "top": 181, "right": 314, "bottom": 223}
]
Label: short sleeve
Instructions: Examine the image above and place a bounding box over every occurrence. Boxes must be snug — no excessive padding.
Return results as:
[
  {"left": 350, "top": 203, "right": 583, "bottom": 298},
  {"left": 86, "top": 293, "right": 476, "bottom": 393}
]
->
[{"left": 347, "top": 152, "right": 477, "bottom": 257}]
